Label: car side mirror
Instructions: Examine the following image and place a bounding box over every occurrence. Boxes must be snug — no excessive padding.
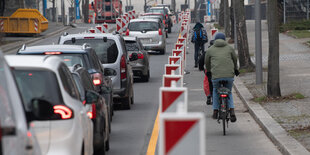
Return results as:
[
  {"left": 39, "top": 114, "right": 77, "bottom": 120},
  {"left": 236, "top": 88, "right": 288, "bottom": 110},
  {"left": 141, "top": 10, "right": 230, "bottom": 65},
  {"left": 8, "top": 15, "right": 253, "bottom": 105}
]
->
[
  {"left": 31, "top": 98, "right": 54, "bottom": 120},
  {"left": 129, "top": 53, "right": 138, "bottom": 61},
  {"left": 101, "top": 86, "right": 112, "bottom": 94},
  {"left": 85, "top": 90, "right": 99, "bottom": 104}
]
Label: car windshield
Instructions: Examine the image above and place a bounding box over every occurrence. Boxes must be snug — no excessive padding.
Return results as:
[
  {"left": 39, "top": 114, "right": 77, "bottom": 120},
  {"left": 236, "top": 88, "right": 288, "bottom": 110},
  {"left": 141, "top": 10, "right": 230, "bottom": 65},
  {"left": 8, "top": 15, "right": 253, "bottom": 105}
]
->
[
  {"left": 0, "top": 59, "right": 15, "bottom": 126},
  {"left": 13, "top": 69, "right": 63, "bottom": 111},
  {"left": 64, "top": 39, "right": 118, "bottom": 64},
  {"left": 128, "top": 22, "right": 159, "bottom": 31},
  {"left": 125, "top": 41, "right": 140, "bottom": 51}
]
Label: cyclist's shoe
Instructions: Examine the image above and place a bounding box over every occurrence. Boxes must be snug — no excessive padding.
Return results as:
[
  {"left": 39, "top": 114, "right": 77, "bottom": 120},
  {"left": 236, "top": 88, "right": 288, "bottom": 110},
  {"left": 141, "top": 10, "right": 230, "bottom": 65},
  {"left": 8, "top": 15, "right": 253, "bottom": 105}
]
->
[
  {"left": 212, "top": 110, "right": 218, "bottom": 119},
  {"left": 206, "top": 96, "right": 212, "bottom": 105},
  {"left": 230, "top": 108, "right": 237, "bottom": 122}
]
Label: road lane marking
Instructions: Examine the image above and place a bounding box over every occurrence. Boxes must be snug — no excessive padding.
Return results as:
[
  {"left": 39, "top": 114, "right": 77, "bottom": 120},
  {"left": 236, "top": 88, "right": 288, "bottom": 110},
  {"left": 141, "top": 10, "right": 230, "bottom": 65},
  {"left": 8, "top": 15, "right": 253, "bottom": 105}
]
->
[{"left": 146, "top": 109, "right": 159, "bottom": 155}]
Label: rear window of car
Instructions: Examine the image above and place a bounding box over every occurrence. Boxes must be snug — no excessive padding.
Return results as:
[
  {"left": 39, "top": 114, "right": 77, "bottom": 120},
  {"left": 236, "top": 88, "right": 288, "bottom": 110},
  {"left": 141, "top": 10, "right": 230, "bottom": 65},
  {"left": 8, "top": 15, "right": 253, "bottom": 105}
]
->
[
  {"left": 58, "top": 54, "right": 86, "bottom": 67},
  {"left": 142, "top": 15, "right": 164, "bottom": 20},
  {"left": 125, "top": 41, "right": 140, "bottom": 51},
  {"left": 148, "top": 8, "right": 165, "bottom": 14},
  {"left": 128, "top": 21, "right": 159, "bottom": 31},
  {"left": 64, "top": 39, "right": 118, "bottom": 64},
  {"left": 13, "top": 69, "right": 63, "bottom": 111}
]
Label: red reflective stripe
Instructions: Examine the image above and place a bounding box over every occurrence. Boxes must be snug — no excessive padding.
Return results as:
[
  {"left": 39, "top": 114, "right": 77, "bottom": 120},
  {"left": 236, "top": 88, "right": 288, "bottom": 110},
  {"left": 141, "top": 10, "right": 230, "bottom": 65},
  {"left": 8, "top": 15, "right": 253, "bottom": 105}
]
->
[{"left": 161, "top": 91, "right": 183, "bottom": 112}]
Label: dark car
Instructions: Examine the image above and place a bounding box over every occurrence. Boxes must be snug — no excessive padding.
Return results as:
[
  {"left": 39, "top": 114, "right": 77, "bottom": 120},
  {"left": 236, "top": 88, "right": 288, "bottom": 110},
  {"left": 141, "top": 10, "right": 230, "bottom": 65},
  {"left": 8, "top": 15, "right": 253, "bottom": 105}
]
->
[
  {"left": 71, "top": 66, "right": 111, "bottom": 153},
  {"left": 124, "top": 36, "right": 150, "bottom": 82},
  {"left": 16, "top": 44, "right": 114, "bottom": 125}
]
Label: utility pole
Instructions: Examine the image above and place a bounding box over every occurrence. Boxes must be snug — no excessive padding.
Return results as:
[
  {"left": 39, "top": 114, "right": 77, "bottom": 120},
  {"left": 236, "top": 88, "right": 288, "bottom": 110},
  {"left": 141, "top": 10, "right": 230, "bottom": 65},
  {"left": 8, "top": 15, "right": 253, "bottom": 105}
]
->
[
  {"left": 61, "top": 0, "right": 65, "bottom": 25},
  {"left": 307, "top": 0, "right": 309, "bottom": 20},
  {"left": 255, "top": 0, "right": 263, "bottom": 84},
  {"left": 43, "top": 0, "right": 47, "bottom": 17},
  {"left": 283, "top": 0, "right": 286, "bottom": 24}
]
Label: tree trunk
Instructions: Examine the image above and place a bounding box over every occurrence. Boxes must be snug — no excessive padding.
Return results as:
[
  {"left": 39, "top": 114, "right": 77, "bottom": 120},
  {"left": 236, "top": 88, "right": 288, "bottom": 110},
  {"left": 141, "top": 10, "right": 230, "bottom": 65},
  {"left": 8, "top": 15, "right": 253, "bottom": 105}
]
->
[
  {"left": 194, "top": 0, "right": 198, "bottom": 22},
  {"left": 235, "top": 0, "right": 255, "bottom": 70},
  {"left": 230, "top": 0, "right": 234, "bottom": 39},
  {"left": 82, "top": 0, "right": 89, "bottom": 23},
  {"left": 219, "top": 0, "right": 224, "bottom": 27},
  {"left": 267, "top": 0, "right": 281, "bottom": 97},
  {"left": 224, "top": 0, "right": 230, "bottom": 37}
]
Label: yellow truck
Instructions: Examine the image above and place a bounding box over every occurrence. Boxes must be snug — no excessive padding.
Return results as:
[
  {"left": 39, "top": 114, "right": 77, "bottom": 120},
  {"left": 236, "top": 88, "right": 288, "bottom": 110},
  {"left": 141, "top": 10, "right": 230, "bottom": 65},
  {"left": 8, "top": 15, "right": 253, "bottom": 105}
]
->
[{"left": 0, "top": 9, "right": 48, "bottom": 34}]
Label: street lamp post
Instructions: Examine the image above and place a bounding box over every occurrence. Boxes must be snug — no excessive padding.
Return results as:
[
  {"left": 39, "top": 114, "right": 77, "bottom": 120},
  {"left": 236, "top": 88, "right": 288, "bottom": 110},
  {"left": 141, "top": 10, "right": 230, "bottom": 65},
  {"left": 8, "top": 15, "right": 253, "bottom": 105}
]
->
[
  {"left": 255, "top": 0, "right": 263, "bottom": 84},
  {"left": 307, "top": 0, "right": 309, "bottom": 20}
]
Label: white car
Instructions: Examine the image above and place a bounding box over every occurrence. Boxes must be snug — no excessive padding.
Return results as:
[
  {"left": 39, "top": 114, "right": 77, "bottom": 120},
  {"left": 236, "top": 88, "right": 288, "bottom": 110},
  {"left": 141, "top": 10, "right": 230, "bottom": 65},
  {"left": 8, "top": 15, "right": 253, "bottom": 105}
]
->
[
  {"left": 0, "top": 51, "right": 41, "bottom": 155},
  {"left": 5, "top": 55, "right": 95, "bottom": 155}
]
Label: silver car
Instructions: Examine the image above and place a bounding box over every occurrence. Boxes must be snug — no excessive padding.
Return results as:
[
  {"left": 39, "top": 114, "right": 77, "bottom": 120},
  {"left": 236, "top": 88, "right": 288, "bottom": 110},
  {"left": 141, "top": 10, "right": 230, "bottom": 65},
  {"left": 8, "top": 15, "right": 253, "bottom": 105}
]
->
[
  {"left": 6, "top": 55, "right": 94, "bottom": 155},
  {"left": 126, "top": 18, "right": 167, "bottom": 54},
  {"left": 0, "top": 51, "right": 41, "bottom": 155},
  {"left": 59, "top": 33, "right": 135, "bottom": 110},
  {"left": 124, "top": 36, "right": 150, "bottom": 82}
]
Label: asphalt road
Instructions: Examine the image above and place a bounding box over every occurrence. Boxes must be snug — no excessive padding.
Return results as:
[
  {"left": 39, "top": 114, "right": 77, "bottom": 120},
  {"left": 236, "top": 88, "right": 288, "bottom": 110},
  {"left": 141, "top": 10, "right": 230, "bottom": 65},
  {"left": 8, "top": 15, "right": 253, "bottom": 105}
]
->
[{"left": 3, "top": 22, "right": 283, "bottom": 155}]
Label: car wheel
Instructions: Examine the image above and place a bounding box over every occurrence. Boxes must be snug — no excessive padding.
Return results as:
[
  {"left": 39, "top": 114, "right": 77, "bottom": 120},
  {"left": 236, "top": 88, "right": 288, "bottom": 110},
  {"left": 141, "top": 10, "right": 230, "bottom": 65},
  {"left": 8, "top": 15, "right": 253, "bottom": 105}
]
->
[
  {"left": 81, "top": 142, "right": 85, "bottom": 155},
  {"left": 168, "top": 26, "right": 172, "bottom": 33},
  {"left": 131, "top": 86, "right": 134, "bottom": 104},
  {"left": 141, "top": 70, "right": 150, "bottom": 82},
  {"left": 105, "top": 137, "right": 110, "bottom": 151},
  {"left": 123, "top": 96, "right": 131, "bottom": 110},
  {"left": 160, "top": 49, "right": 166, "bottom": 55}
]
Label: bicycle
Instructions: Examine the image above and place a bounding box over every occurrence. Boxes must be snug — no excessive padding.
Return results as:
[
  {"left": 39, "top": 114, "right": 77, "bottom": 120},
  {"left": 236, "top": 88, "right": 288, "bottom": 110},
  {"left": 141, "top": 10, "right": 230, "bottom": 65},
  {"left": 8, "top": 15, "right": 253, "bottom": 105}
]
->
[{"left": 216, "top": 80, "right": 231, "bottom": 136}]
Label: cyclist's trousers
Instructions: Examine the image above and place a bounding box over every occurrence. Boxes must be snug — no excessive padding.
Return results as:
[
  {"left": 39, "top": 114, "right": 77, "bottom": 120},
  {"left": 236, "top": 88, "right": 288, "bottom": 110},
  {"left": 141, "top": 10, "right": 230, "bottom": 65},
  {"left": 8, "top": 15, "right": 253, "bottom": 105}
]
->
[
  {"left": 211, "top": 78, "right": 234, "bottom": 110},
  {"left": 194, "top": 43, "right": 204, "bottom": 65}
]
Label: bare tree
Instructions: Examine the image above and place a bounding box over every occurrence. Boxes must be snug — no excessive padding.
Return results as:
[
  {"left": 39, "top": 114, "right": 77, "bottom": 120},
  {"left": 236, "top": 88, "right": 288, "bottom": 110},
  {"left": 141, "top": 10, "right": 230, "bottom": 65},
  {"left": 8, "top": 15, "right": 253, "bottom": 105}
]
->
[
  {"left": 219, "top": 0, "right": 224, "bottom": 27},
  {"left": 234, "top": 0, "right": 255, "bottom": 70},
  {"left": 224, "top": 0, "right": 230, "bottom": 37},
  {"left": 230, "top": 0, "right": 234, "bottom": 41},
  {"left": 267, "top": 0, "right": 281, "bottom": 97}
]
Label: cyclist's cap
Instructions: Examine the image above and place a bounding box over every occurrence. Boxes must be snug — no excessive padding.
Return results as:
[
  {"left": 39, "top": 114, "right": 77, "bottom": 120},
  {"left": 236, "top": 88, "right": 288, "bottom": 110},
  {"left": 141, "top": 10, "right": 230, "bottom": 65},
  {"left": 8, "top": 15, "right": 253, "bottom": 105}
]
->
[{"left": 214, "top": 32, "right": 226, "bottom": 41}]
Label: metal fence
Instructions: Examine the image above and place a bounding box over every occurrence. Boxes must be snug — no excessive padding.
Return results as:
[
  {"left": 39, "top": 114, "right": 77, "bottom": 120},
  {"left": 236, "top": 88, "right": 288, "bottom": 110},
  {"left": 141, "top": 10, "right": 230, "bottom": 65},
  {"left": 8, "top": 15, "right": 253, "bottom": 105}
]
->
[{"left": 283, "top": 0, "right": 310, "bottom": 23}]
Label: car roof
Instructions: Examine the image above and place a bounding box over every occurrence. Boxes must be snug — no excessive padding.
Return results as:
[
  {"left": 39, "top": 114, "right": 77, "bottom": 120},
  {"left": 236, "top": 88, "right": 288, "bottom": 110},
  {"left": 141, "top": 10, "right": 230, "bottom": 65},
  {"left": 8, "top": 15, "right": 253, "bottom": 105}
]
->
[
  {"left": 60, "top": 32, "right": 122, "bottom": 41},
  {"left": 130, "top": 18, "right": 160, "bottom": 22},
  {"left": 5, "top": 55, "right": 64, "bottom": 71},
  {"left": 141, "top": 13, "right": 164, "bottom": 16},
  {"left": 123, "top": 36, "right": 137, "bottom": 41},
  {"left": 17, "top": 44, "right": 89, "bottom": 54}
]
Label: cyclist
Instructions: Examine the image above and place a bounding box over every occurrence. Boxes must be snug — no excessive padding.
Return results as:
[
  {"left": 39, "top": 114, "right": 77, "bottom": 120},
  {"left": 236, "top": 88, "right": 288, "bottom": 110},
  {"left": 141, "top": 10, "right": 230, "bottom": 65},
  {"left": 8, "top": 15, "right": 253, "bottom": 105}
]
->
[
  {"left": 204, "top": 32, "right": 239, "bottom": 122},
  {"left": 191, "top": 22, "right": 208, "bottom": 68}
]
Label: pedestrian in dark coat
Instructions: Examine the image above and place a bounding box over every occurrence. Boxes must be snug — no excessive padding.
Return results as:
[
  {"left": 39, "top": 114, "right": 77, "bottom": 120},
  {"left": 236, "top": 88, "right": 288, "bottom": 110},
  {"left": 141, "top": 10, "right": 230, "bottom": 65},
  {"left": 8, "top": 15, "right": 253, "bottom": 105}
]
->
[{"left": 191, "top": 22, "right": 208, "bottom": 68}]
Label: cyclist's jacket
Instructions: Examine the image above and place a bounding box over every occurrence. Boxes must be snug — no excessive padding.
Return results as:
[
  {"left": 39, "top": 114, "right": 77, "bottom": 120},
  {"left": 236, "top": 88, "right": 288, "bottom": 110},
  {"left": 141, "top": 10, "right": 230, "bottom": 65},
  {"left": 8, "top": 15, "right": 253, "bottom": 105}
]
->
[{"left": 204, "top": 39, "right": 238, "bottom": 80}]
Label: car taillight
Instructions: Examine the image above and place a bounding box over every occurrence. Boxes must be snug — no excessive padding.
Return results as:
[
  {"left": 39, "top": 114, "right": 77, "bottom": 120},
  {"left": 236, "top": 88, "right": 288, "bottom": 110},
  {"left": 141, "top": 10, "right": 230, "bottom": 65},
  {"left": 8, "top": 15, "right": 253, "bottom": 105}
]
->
[
  {"left": 44, "top": 52, "right": 62, "bottom": 55},
  {"left": 163, "top": 20, "right": 166, "bottom": 24},
  {"left": 53, "top": 105, "right": 73, "bottom": 119},
  {"left": 159, "top": 28, "right": 163, "bottom": 35},
  {"left": 91, "top": 73, "right": 102, "bottom": 86},
  {"left": 87, "top": 104, "right": 96, "bottom": 119},
  {"left": 126, "top": 29, "right": 130, "bottom": 36},
  {"left": 220, "top": 94, "right": 228, "bottom": 98},
  {"left": 120, "top": 55, "right": 127, "bottom": 79},
  {"left": 138, "top": 52, "right": 144, "bottom": 59}
]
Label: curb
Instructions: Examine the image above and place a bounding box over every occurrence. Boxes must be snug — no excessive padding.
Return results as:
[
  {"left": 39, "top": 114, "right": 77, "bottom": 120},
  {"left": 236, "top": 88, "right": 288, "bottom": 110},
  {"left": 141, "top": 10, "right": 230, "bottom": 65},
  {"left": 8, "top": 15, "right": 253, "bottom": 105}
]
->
[
  {"left": 1, "top": 26, "right": 71, "bottom": 53},
  {"left": 233, "top": 77, "right": 310, "bottom": 155}
]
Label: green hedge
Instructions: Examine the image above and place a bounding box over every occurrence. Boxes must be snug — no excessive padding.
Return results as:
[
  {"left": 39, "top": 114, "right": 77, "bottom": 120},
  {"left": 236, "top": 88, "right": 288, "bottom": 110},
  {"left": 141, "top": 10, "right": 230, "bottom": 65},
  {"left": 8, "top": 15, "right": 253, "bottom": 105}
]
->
[{"left": 280, "top": 20, "right": 310, "bottom": 32}]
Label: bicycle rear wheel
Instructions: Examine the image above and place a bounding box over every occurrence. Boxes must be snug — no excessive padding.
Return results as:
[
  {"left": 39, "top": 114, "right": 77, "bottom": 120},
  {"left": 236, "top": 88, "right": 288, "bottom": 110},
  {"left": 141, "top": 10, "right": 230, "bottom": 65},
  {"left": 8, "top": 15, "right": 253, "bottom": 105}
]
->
[{"left": 222, "top": 111, "right": 226, "bottom": 135}]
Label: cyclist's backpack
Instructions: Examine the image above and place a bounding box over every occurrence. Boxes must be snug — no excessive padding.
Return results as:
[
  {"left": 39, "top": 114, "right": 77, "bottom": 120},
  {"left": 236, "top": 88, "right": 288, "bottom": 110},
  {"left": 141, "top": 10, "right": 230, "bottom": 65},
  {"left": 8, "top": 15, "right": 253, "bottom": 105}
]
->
[{"left": 193, "top": 29, "right": 208, "bottom": 43}]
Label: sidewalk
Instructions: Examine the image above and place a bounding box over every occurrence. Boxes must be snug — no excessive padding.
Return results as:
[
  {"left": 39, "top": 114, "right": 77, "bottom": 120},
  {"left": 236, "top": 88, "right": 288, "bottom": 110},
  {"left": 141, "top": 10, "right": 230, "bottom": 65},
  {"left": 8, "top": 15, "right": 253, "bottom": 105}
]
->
[
  {"left": 237, "top": 20, "right": 310, "bottom": 154},
  {"left": 184, "top": 23, "right": 282, "bottom": 155}
]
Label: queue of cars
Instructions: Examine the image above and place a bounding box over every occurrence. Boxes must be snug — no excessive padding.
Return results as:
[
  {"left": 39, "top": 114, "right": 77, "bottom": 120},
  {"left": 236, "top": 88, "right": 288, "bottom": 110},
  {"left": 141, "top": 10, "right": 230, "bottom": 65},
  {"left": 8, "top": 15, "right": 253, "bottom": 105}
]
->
[{"left": 0, "top": 5, "right": 172, "bottom": 155}]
